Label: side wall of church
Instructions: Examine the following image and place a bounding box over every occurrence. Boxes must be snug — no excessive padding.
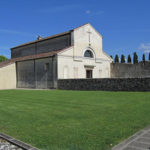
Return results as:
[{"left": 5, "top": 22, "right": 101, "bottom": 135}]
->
[
  {"left": 0, "top": 63, "right": 16, "bottom": 89},
  {"left": 16, "top": 56, "right": 57, "bottom": 89},
  {"left": 111, "top": 62, "right": 150, "bottom": 78},
  {"left": 11, "top": 33, "right": 72, "bottom": 58}
]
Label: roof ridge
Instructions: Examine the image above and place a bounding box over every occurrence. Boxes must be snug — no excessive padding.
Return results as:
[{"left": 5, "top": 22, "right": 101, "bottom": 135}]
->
[
  {"left": 11, "top": 30, "right": 73, "bottom": 49},
  {"left": 11, "top": 23, "right": 90, "bottom": 50}
]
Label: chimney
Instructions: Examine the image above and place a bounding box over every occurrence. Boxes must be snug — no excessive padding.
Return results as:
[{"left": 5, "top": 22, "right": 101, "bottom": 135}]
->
[{"left": 37, "top": 35, "right": 43, "bottom": 40}]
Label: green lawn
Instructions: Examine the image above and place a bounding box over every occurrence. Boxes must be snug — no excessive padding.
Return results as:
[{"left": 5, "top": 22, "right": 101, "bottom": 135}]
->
[{"left": 0, "top": 90, "right": 150, "bottom": 150}]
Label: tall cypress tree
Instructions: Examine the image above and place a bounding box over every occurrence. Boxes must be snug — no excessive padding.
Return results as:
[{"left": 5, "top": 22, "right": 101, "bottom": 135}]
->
[
  {"left": 133, "top": 52, "right": 138, "bottom": 64},
  {"left": 114, "top": 54, "right": 119, "bottom": 63},
  {"left": 142, "top": 53, "right": 145, "bottom": 63},
  {"left": 127, "top": 55, "right": 131, "bottom": 63},
  {"left": 121, "top": 54, "right": 125, "bottom": 63}
]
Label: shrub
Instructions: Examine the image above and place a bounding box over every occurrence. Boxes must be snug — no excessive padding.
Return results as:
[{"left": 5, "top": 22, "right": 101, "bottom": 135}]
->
[{"left": 0, "top": 55, "right": 8, "bottom": 62}]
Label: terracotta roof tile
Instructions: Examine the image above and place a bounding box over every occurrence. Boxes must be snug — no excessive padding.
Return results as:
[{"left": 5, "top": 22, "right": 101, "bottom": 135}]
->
[
  {"left": 11, "top": 30, "right": 73, "bottom": 49},
  {"left": 0, "top": 60, "right": 14, "bottom": 68},
  {"left": 11, "top": 23, "right": 90, "bottom": 50},
  {"left": 0, "top": 46, "right": 72, "bottom": 68}
]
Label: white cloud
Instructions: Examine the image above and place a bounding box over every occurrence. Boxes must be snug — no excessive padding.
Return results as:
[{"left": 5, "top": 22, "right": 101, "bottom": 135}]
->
[
  {"left": 85, "top": 10, "right": 104, "bottom": 16},
  {"left": 0, "top": 29, "right": 35, "bottom": 37},
  {"left": 93, "top": 10, "right": 104, "bottom": 15},
  {"left": 85, "top": 10, "right": 91, "bottom": 14},
  {"left": 138, "top": 43, "right": 150, "bottom": 53},
  {"left": 138, "top": 43, "right": 150, "bottom": 49},
  {"left": 144, "top": 50, "right": 150, "bottom": 53}
]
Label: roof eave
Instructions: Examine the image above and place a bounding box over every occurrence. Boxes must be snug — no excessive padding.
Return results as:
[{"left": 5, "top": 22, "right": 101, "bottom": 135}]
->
[{"left": 11, "top": 30, "right": 73, "bottom": 50}]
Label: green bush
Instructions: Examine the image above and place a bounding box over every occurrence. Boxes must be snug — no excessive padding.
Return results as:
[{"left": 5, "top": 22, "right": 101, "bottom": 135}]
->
[{"left": 0, "top": 55, "right": 8, "bottom": 62}]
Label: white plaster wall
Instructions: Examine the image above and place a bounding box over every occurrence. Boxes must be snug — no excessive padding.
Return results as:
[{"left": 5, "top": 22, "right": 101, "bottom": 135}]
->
[
  {"left": 58, "top": 55, "right": 111, "bottom": 79},
  {"left": 73, "top": 24, "right": 103, "bottom": 60},
  {"left": 57, "top": 24, "right": 112, "bottom": 79},
  {"left": 0, "top": 63, "right": 16, "bottom": 89}
]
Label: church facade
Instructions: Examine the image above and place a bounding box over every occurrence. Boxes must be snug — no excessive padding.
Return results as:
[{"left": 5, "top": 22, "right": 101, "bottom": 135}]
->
[{"left": 0, "top": 23, "right": 112, "bottom": 89}]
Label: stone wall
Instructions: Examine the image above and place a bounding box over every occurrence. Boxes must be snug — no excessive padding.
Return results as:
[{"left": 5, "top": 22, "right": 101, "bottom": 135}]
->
[
  {"left": 57, "top": 78, "right": 150, "bottom": 91},
  {"left": 111, "top": 62, "right": 150, "bottom": 78}
]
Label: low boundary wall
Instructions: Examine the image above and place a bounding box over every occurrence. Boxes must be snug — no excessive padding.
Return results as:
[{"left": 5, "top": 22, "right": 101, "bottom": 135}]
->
[
  {"left": 58, "top": 78, "right": 150, "bottom": 91},
  {"left": 111, "top": 62, "right": 150, "bottom": 78}
]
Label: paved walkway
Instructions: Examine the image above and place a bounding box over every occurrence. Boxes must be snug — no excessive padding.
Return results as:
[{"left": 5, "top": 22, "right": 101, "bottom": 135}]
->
[
  {"left": 0, "top": 133, "right": 39, "bottom": 150},
  {"left": 0, "top": 138, "right": 22, "bottom": 150},
  {"left": 112, "top": 126, "right": 150, "bottom": 150}
]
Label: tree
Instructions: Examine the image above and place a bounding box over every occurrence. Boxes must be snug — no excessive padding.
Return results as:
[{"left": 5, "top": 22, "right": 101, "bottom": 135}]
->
[
  {"left": 114, "top": 54, "right": 119, "bottom": 63},
  {"left": 121, "top": 54, "right": 125, "bottom": 63},
  {"left": 142, "top": 53, "right": 145, "bottom": 63},
  {"left": 133, "top": 52, "right": 138, "bottom": 64},
  {"left": 149, "top": 52, "right": 150, "bottom": 61},
  {"left": 127, "top": 55, "right": 131, "bottom": 63},
  {"left": 0, "top": 55, "right": 8, "bottom": 62}
]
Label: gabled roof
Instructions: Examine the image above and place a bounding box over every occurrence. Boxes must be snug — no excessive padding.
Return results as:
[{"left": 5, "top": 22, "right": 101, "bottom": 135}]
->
[
  {"left": 11, "top": 30, "right": 73, "bottom": 49},
  {"left": 11, "top": 23, "right": 103, "bottom": 50},
  {"left": 0, "top": 46, "right": 72, "bottom": 68}
]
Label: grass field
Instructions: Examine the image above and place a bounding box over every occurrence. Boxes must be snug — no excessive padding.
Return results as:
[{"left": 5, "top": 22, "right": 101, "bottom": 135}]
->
[{"left": 0, "top": 90, "right": 150, "bottom": 150}]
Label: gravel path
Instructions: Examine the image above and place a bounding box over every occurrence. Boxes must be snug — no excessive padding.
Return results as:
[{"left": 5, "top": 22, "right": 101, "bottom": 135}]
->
[{"left": 0, "top": 138, "right": 23, "bottom": 150}]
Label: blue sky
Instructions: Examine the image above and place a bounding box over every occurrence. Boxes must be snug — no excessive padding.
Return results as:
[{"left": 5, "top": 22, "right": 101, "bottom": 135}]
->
[{"left": 0, "top": 0, "right": 150, "bottom": 61}]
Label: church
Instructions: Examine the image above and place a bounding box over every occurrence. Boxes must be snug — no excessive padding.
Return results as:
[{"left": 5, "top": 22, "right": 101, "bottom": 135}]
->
[{"left": 0, "top": 23, "right": 112, "bottom": 89}]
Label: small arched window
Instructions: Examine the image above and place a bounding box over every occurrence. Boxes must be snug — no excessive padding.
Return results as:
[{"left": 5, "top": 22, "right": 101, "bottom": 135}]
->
[{"left": 84, "top": 50, "right": 94, "bottom": 58}]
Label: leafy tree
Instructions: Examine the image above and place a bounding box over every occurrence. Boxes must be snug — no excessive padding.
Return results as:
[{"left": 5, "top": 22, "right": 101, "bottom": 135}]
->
[
  {"left": 0, "top": 55, "right": 8, "bottom": 62},
  {"left": 121, "top": 54, "right": 125, "bottom": 63},
  {"left": 110, "top": 55, "right": 113, "bottom": 59},
  {"left": 114, "top": 54, "right": 119, "bottom": 63},
  {"left": 133, "top": 52, "right": 138, "bottom": 64},
  {"left": 127, "top": 55, "right": 131, "bottom": 63},
  {"left": 142, "top": 53, "right": 145, "bottom": 63}
]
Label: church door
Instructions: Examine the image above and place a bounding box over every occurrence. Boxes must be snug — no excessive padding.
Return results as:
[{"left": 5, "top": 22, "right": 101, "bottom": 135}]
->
[{"left": 86, "top": 70, "right": 93, "bottom": 78}]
